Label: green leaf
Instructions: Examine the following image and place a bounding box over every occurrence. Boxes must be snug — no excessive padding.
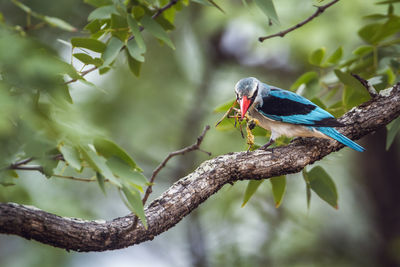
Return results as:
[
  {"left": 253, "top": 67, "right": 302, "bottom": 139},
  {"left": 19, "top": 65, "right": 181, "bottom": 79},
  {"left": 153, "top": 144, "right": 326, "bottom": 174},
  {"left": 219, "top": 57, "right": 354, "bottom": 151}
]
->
[
  {"left": 58, "top": 143, "right": 82, "bottom": 171},
  {"left": 73, "top": 53, "right": 94, "bottom": 65},
  {"left": 290, "top": 71, "right": 318, "bottom": 91},
  {"left": 99, "top": 66, "right": 111, "bottom": 74},
  {"left": 254, "top": 0, "right": 279, "bottom": 25},
  {"left": 0, "top": 170, "right": 18, "bottom": 187},
  {"left": 88, "top": 5, "right": 118, "bottom": 20},
  {"left": 371, "top": 16, "right": 400, "bottom": 43},
  {"left": 155, "top": 16, "right": 175, "bottom": 31},
  {"left": 73, "top": 53, "right": 104, "bottom": 67},
  {"left": 335, "top": 69, "right": 370, "bottom": 108},
  {"left": 310, "top": 98, "right": 326, "bottom": 109},
  {"left": 241, "top": 179, "right": 264, "bottom": 207},
  {"left": 324, "top": 46, "right": 343, "bottom": 66},
  {"left": 162, "top": 5, "right": 177, "bottom": 23},
  {"left": 71, "top": 37, "right": 106, "bottom": 53},
  {"left": 94, "top": 138, "right": 140, "bottom": 170},
  {"left": 309, "top": 47, "right": 326, "bottom": 66},
  {"left": 307, "top": 166, "right": 338, "bottom": 209},
  {"left": 141, "top": 15, "right": 175, "bottom": 49},
  {"left": 61, "top": 61, "right": 82, "bottom": 80},
  {"left": 327, "top": 100, "right": 346, "bottom": 118},
  {"left": 192, "top": 0, "right": 224, "bottom": 13},
  {"left": 84, "top": 0, "right": 113, "bottom": 7},
  {"left": 131, "top": 6, "right": 145, "bottom": 20},
  {"left": 127, "top": 15, "right": 146, "bottom": 50},
  {"left": 60, "top": 85, "right": 73, "bottom": 104},
  {"left": 306, "top": 182, "right": 311, "bottom": 209},
  {"left": 80, "top": 145, "right": 121, "bottom": 187},
  {"left": 127, "top": 51, "right": 142, "bottom": 77},
  {"left": 121, "top": 185, "right": 147, "bottom": 228},
  {"left": 334, "top": 69, "right": 367, "bottom": 92},
  {"left": 214, "top": 99, "right": 236, "bottom": 113},
  {"left": 107, "top": 157, "right": 147, "bottom": 188},
  {"left": 102, "top": 37, "right": 124, "bottom": 66},
  {"left": 84, "top": 20, "right": 102, "bottom": 33},
  {"left": 386, "top": 116, "right": 400, "bottom": 150},
  {"left": 385, "top": 67, "right": 396, "bottom": 85},
  {"left": 127, "top": 39, "right": 145, "bottom": 62},
  {"left": 191, "top": 0, "right": 213, "bottom": 7},
  {"left": 111, "top": 14, "right": 129, "bottom": 41},
  {"left": 37, "top": 158, "right": 58, "bottom": 178},
  {"left": 358, "top": 23, "right": 381, "bottom": 44},
  {"left": 214, "top": 115, "right": 238, "bottom": 131},
  {"left": 303, "top": 169, "right": 312, "bottom": 210},
  {"left": 207, "top": 0, "right": 225, "bottom": 13},
  {"left": 251, "top": 125, "right": 269, "bottom": 137},
  {"left": 352, "top": 45, "right": 374, "bottom": 56},
  {"left": 96, "top": 172, "right": 106, "bottom": 194},
  {"left": 363, "top": 14, "right": 388, "bottom": 20},
  {"left": 43, "top": 16, "right": 77, "bottom": 32},
  {"left": 270, "top": 176, "right": 286, "bottom": 208}
]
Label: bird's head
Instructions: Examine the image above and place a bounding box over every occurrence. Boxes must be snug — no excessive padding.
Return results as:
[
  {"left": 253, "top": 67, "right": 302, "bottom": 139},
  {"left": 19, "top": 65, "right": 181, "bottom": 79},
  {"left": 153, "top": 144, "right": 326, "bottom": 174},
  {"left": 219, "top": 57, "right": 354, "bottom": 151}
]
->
[{"left": 234, "top": 77, "right": 260, "bottom": 119}]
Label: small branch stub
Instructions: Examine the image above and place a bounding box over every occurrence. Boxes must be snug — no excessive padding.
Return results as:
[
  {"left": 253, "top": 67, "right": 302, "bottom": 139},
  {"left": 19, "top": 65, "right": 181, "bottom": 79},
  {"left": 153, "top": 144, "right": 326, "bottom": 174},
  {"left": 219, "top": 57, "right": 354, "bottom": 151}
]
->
[{"left": 351, "top": 73, "right": 378, "bottom": 97}]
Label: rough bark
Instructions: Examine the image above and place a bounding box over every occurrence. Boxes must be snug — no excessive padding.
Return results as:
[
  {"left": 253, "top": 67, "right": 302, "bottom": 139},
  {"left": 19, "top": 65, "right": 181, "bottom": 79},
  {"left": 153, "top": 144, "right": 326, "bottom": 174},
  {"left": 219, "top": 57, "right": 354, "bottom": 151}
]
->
[{"left": 1, "top": 85, "right": 400, "bottom": 252}]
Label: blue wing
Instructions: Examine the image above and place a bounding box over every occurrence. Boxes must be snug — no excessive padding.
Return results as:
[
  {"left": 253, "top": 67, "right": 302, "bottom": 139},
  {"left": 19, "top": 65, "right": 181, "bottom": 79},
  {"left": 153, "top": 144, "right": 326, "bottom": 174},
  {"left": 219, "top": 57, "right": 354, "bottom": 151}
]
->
[{"left": 256, "top": 86, "right": 344, "bottom": 127}]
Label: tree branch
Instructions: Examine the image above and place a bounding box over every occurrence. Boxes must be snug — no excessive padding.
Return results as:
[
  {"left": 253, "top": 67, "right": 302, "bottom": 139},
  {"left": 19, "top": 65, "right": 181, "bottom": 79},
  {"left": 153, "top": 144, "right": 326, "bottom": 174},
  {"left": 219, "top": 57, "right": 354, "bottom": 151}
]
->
[
  {"left": 1, "top": 84, "right": 400, "bottom": 252},
  {"left": 258, "top": 0, "right": 340, "bottom": 42}
]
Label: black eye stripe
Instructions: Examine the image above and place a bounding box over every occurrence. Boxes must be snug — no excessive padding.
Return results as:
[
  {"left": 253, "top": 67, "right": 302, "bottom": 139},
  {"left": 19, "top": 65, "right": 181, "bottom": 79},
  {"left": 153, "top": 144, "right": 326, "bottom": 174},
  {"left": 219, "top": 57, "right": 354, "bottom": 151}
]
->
[{"left": 249, "top": 86, "right": 258, "bottom": 105}]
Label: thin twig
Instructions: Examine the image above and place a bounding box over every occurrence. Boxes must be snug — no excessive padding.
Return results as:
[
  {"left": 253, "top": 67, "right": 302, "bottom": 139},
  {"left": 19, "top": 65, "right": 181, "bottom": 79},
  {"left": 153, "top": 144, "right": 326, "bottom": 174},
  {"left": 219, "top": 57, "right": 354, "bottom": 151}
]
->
[
  {"left": 52, "top": 174, "right": 106, "bottom": 182},
  {"left": 351, "top": 73, "right": 378, "bottom": 97},
  {"left": 132, "top": 125, "right": 211, "bottom": 228},
  {"left": 9, "top": 160, "right": 109, "bottom": 182},
  {"left": 9, "top": 157, "right": 34, "bottom": 168},
  {"left": 8, "top": 154, "right": 64, "bottom": 171},
  {"left": 64, "top": 66, "right": 98, "bottom": 85},
  {"left": 152, "top": 0, "right": 179, "bottom": 19},
  {"left": 215, "top": 100, "right": 237, "bottom": 127},
  {"left": 258, "top": 0, "right": 340, "bottom": 42},
  {"left": 143, "top": 125, "right": 211, "bottom": 204},
  {"left": 11, "top": 165, "right": 44, "bottom": 172},
  {"left": 65, "top": 0, "right": 179, "bottom": 84}
]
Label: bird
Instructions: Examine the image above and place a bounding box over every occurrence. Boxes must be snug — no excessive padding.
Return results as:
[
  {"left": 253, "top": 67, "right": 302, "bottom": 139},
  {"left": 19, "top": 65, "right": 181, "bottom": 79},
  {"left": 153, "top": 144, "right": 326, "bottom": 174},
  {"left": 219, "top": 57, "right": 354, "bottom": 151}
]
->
[{"left": 234, "top": 77, "right": 365, "bottom": 152}]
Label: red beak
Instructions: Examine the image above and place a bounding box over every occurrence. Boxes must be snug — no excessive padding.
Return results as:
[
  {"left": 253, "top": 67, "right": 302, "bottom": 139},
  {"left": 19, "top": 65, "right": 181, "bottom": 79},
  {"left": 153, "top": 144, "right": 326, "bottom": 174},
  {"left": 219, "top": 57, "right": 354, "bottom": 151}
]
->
[{"left": 240, "top": 96, "right": 251, "bottom": 119}]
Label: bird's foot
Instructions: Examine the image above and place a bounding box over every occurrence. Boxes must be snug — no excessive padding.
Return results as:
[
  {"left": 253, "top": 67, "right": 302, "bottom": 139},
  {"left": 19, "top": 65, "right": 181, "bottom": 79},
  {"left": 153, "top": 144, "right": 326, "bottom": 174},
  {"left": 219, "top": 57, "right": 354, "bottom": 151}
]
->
[{"left": 259, "top": 139, "right": 275, "bottom": 151}]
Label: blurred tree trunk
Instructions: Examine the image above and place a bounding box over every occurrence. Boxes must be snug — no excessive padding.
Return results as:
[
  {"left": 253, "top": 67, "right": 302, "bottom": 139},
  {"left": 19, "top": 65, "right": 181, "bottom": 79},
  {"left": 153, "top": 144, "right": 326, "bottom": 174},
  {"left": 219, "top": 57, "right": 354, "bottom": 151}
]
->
[{"left": 361, "top": 128, "right": 400, "bottom": 267}]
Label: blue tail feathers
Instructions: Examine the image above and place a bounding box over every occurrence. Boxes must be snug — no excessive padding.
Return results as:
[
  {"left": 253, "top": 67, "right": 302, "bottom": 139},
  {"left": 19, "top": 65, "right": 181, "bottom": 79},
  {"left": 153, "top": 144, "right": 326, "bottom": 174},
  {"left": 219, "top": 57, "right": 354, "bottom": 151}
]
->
[{"left": 316, "top": 127, "right": 365, "bottom": 152}]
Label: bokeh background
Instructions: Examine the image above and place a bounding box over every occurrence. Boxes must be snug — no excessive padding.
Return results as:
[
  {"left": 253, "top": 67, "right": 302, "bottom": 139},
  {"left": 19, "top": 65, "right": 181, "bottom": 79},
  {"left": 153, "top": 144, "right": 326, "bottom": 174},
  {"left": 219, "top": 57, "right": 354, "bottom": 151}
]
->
[{"left": 1, "top": 0, "right": 400, "bottom": 266}]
